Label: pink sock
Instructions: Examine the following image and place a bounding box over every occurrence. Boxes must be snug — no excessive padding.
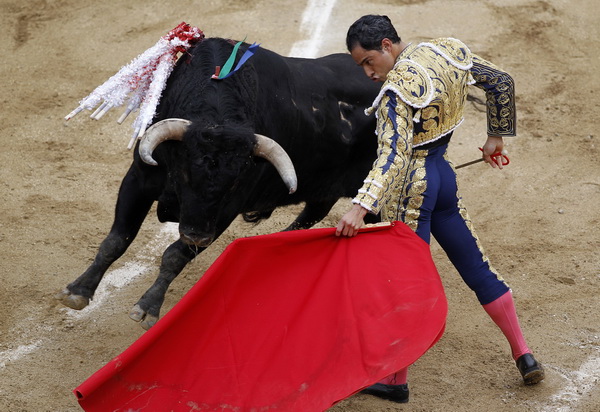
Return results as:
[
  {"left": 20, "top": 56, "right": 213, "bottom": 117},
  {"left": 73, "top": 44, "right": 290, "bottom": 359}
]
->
[
  {"left": 379, "top": 367, "right": 408, "bottom": 385},
  {"left": 482, "top": 290, "right": 531, "bottom": 360}
]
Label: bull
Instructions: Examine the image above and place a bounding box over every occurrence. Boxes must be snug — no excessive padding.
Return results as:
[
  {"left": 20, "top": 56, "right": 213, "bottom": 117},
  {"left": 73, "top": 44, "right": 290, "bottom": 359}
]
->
[{"left": 56, "top": 37, "right": 380, "bottom": 329}]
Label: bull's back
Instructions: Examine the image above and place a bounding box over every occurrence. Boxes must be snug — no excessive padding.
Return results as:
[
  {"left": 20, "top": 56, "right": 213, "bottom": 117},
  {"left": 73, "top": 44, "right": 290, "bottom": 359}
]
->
[
  {"left": 310, "top": 53, "right": 380, "bottom": 103},
  {"left": 249, "top": 48, "right": 379, "bottom": 202},
  {"left": 253, "top": 50, "right": 378, "bottom": 111}
]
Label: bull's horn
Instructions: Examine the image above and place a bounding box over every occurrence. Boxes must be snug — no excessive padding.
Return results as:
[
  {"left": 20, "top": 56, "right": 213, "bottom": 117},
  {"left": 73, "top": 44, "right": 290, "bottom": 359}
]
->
[
  {"left": 254, "top": 134, "right": 298, "bottom": 194},
  {"left": 139, "top": 118, "right": 192, "bottom": 166}
]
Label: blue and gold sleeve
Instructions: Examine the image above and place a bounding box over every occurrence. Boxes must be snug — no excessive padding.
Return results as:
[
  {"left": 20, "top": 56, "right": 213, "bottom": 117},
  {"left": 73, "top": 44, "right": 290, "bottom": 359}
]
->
[
  {"left": 471, "top": 54, "right": 516, "bottom": 137},
  {"left": 352, "top": 91, "right": 414, "bottom": 214}
]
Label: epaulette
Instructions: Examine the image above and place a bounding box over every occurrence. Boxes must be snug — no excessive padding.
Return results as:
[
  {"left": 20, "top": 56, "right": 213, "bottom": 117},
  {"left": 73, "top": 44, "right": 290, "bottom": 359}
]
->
[
  {"left": 365, "top": 59, "right": 433, "bottom": 115},
  {"left": 422, "top": 37, "right": 473, "bottom": 71},
  {"left": 365, "top": 38, "right": 474, "bottom": 116}
]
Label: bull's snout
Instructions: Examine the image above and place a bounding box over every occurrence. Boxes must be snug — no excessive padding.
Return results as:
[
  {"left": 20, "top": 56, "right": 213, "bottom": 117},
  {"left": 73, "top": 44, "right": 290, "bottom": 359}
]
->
[{"left": 179, "top": 229, "right": 214, "bottom": 247}]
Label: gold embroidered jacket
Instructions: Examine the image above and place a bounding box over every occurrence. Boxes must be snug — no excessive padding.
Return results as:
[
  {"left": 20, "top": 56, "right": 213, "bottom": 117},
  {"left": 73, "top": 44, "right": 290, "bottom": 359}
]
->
[{"left": 353, "top": 37, "right": 516, "bottom": 215}]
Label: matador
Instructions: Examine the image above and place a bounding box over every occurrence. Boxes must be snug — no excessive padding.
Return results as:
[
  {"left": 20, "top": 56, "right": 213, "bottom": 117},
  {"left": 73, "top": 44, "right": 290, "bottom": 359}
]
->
[{"left": 337, "top": 14, "right": 544, "bottom": 404}]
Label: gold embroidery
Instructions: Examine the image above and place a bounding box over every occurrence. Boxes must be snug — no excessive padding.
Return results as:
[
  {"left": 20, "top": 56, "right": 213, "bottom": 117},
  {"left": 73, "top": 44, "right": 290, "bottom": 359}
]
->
[
  {"left": 471, "top": 55, "right": 516, "bottom": 136},
  {"left": 395, "top": 38, "right": 473, "bottom": 147},
  {"left": 384, "top": 60, "right": 432, "bottom": 108},
  {"left": 422, "top": 118, "right": 438, "bottom": 131},
  {"left": 353, "top": 93, "right": 413, "bottom": 213},
  {"left": 355, "top": 38, "right": 516, "bottom": 218},
  {"left": 421, "top": 106, "right": 438, "bottom": 120},
  {"left": 380, "top": 153, "right": 427, "bottom": 229},
  {"left": 433, "top": 37, "right": 473, "bottom": 68}
]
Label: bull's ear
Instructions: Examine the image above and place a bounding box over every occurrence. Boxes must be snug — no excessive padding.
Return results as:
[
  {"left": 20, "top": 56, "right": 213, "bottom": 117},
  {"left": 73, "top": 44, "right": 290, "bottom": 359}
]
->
[
  {"left": 139, "top": 118, "right": 192, "bottom": 166},
  {"left": 253, "top": 134, "right": 297, "bottom": 194}
]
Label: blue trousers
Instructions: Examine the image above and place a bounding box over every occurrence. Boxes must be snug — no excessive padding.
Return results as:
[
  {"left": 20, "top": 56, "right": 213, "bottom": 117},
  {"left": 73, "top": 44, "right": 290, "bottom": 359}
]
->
[{"left": 398, "top": 143, "right": 509, "bottom": 305}]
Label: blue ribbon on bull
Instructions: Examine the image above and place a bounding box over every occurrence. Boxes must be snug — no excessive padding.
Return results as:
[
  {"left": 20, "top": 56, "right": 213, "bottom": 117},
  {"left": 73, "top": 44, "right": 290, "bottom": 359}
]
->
[{"left": 211, "top": 39, "right": 260, "bottom": 80}]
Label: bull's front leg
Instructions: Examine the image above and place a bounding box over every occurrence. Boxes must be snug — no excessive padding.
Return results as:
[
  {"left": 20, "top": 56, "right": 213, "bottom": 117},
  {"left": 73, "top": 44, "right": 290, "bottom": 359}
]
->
[
  {"left": 56, "top": 167, "right": 156, "bottom": 310},
  {"left": 129, "top": 239, "right": 204, "bottom": 330},
  {"left": 56, "top": 232, "right": 136, "bottom": 309}
]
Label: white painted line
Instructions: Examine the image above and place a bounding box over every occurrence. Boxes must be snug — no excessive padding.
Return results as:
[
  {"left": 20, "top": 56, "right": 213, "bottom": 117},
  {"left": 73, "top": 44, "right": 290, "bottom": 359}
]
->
[
  {"left": 63, "top": 261, "right": 149, "bottom": 319},
  {"left": 1, "top": 223, "right": 179, "bottom": 370},
  {"left": 288, "top": 0, "right": 338, "bottom": 57},
  {"left": 0, "top": 341, "right": 43, "bottom": 369},
  {"left": 537, "top": 349, "right": 600, "bottom": 411},
  {"left": 65, "top": 222, "right": 179, "bottom": 320}
]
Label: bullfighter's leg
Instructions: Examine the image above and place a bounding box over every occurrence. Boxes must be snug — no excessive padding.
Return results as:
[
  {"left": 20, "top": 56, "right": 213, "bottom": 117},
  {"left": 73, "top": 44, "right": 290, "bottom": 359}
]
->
[
  {"left": 283, "top": 199, "right": 339, "bottom": 231},
  {"left": 56, "top": 168, "right": 156, "bottom": 310}
]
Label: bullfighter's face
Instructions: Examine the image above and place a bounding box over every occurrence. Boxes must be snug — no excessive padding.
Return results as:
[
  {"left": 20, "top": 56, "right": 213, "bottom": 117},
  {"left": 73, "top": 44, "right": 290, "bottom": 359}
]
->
[{"left": 351, "top": 38, "right": 397, "bottom": 83}]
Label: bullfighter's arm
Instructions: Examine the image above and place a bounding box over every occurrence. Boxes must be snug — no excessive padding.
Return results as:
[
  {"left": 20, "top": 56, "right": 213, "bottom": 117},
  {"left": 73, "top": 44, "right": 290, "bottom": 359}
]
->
[
  {"left": 470, "top": 54, "right": 516, "bottom": 137},
  {"left": 352, "top": 91, "right": 414, "bottom": 214}
]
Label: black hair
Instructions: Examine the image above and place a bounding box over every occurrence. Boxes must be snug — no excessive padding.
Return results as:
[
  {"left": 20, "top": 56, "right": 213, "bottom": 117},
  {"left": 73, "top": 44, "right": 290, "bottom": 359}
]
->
[{"left": 346, "top": 15, "right": 401, "bottom": 52}]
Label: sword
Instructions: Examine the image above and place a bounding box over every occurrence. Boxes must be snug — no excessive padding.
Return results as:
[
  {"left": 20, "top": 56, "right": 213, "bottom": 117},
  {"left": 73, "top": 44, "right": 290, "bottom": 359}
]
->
[
  {"left": 455, "top": 157, "right": 485, "bottom": 169},
  {"left": 456, "top": 149, "right": 510, "bottom": 169}
]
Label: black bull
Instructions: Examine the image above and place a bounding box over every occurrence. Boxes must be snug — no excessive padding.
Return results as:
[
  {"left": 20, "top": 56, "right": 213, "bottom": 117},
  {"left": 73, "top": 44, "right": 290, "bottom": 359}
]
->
[{"left": 56, "top": 38, "right": 381, "bottom": 329}]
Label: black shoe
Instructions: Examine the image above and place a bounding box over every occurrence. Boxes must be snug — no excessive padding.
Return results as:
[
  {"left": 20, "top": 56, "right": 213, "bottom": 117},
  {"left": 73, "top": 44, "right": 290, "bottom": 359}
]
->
[
  {"left": 361, "top": 383, "right": 409, "bottom": 403},
  {"left": 516, "top": 353, "right": 545, "bottom": 385}
]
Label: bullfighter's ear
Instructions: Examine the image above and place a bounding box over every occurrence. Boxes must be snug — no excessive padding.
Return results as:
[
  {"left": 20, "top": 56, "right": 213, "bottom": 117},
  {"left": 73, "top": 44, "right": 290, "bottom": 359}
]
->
[
  {"left": 381, "top": 38, "right": 393, "bottom": 52},
  {"left": 138, "top": 119, "right": 192, "bottom": 166}
]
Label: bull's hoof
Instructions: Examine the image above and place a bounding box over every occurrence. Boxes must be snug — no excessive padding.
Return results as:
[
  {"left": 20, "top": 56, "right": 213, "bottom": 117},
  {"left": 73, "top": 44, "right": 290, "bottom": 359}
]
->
[
  {"left": 129, "top": 304, "right": 159, "bottom": 330},
  {"left": 55, "top": 288, "right": 90, "bottom": 310},
  {"left": 141, "top": 316, "right": 159, "bottom": 330}
]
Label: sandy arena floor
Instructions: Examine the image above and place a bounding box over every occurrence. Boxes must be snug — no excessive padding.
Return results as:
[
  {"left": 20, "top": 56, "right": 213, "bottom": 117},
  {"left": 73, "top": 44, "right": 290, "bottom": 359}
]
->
[{"left": 0, "top": 0, "right": 598, "bottom": 410}]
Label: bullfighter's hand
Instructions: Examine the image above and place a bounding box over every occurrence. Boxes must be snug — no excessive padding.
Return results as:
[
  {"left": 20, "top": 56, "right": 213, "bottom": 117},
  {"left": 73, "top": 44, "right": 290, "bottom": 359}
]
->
[
  {"left": 336, "top": 204, "right": 368, "bottom": 237},
  {"left": 482, "top": 135, "right": 505, "bottom": 169}
]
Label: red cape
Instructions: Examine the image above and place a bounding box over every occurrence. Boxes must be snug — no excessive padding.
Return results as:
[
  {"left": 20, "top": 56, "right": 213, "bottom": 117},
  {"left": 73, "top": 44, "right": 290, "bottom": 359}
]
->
[{"left": 74, "top": 222, "right": 446, "bottom": 411}]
